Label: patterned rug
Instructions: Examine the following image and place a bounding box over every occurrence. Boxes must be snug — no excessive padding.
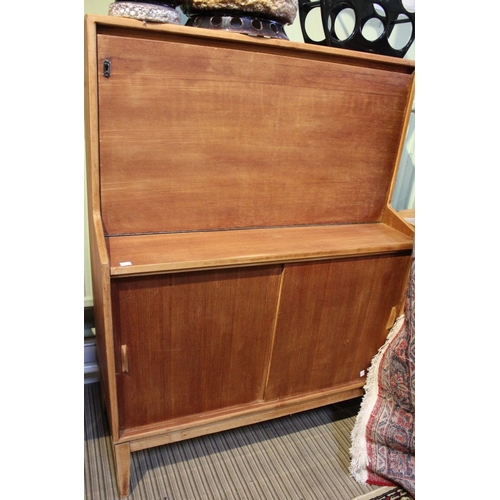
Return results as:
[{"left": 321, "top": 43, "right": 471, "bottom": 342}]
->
[
  {"left": 353, "top": 486, "right": 413, "bottom": 499},
  {"left": 350, "top": 253, "right": 415, "bottom": 497}
]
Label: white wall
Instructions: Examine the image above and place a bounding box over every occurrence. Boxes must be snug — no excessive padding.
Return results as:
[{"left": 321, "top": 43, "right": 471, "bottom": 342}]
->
[{"left": 85, "top": 0, "right": 110, "bottom": 15}]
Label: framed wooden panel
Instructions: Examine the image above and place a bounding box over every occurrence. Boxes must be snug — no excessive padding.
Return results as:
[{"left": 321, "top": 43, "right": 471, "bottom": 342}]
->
[
  {"left": 96, "top": 30, "right": 414, "bottom": 235},
  {"left": 264, "top": 252, "right": 412, "bottom": 400},
  {"left": 111, "top": 266, "right": 282, "bottom": 431}
]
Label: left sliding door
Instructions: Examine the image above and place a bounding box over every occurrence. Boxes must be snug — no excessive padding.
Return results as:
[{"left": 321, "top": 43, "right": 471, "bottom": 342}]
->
[{"left": 111, "top": 266, "right": 282, "bottom": 432}]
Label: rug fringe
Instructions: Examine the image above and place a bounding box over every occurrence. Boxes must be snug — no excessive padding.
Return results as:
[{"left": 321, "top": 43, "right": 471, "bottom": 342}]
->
[{"left": 349, "top": 315, "right": 405, "bottom": 483}]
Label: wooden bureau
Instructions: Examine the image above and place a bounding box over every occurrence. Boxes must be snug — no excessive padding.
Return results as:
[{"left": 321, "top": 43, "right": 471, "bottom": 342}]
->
[{"left": 84, "top": 14, "right": 415, "bottom": 497}]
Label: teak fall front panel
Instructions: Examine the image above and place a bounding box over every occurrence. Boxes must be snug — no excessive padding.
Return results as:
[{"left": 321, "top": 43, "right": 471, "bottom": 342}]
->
[{"left": 96, "top": 30, "right": 414, "bottom": 235}]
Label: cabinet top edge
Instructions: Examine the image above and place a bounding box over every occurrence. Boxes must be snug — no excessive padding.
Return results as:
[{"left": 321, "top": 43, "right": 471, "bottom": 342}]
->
[{"left": 84, "top": 14, "right": 415, "bottom": 74}]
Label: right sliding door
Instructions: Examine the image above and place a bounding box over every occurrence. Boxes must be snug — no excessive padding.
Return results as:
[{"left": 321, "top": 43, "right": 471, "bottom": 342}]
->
[{"left": 265, "top": 252, "right": 412, "bottom": 400}]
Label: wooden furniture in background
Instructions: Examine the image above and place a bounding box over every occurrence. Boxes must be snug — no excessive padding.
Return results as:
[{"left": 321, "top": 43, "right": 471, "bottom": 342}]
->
[{"left": 85, "top": 14, "right": 415, "bottom": 497}]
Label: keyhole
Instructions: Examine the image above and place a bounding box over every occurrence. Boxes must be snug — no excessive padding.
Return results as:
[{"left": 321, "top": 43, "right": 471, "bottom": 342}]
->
[{"left": 103, "top": 59, "right": 111, "bottom": 78}]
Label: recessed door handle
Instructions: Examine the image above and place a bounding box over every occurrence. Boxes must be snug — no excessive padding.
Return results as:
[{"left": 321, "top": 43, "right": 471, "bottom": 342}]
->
[{"left": 121, "top": 345, "right": 129, "bottom": 374}]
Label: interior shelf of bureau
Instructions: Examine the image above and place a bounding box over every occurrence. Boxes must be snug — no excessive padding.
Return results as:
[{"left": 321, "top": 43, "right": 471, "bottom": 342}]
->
[{"left": 107, "top": 222, "right": 413, "bottom": 276}]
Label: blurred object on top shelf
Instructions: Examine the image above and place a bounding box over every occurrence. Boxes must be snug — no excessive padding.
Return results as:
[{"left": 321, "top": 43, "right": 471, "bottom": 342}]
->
[
  {"left": 108, "top": 0, "right": 182, "bottom": 24},
  {"left": 182, "top": 0, "right": 298, "bottom": 40}
]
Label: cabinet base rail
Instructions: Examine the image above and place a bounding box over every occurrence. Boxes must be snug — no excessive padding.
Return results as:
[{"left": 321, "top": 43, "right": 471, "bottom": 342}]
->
[{"left": 112, "top": 383, "right": 364, "bottom": 497}]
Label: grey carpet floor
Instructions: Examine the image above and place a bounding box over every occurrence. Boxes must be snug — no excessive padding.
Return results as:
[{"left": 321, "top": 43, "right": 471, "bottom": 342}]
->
[{"left": 84, "top": 382, "right": 379, "bottom": 500}]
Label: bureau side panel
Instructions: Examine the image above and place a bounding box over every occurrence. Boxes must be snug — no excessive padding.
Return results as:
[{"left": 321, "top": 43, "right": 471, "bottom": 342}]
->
[
  {"left": 265, "top": 253, "right": 412, "bottom": 400},
  {"left": 111, "top": 266, "right": 282, "bottom": 431}
]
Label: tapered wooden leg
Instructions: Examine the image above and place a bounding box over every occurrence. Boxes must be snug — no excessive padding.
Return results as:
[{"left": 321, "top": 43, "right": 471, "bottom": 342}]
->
[{"left": 114, "top": 443, "right": 131, "bottom": 498}]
